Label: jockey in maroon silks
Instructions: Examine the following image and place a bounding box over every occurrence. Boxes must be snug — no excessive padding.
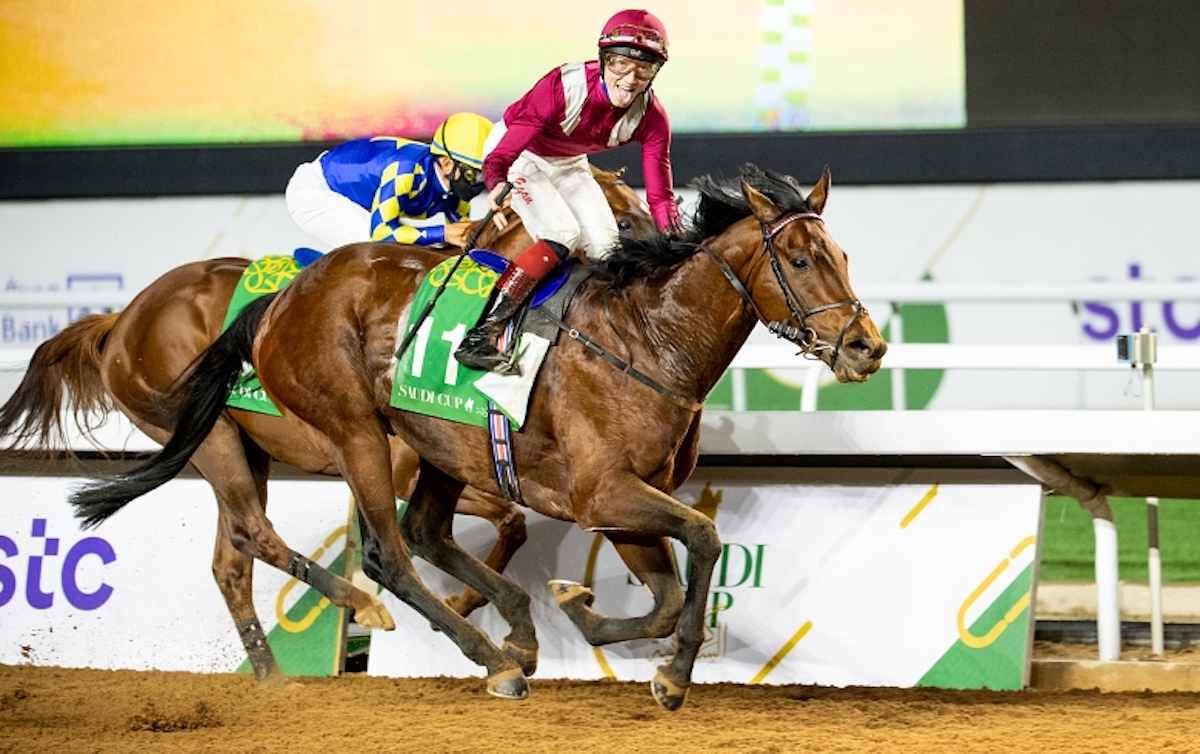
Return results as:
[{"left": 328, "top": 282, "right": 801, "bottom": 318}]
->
[{"left": 454, "top": 8, "right": 681, "bottom": 374}]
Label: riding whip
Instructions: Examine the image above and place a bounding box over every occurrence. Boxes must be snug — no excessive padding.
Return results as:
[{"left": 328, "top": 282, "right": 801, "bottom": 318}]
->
[{"left": 394, "top": 182, "right": 512, "bottom": 360}]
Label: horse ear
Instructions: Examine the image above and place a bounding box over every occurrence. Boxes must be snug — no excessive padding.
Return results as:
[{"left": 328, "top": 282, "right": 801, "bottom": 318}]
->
[
  {"left": 805, "top": 165, "right": 831, "bottom": 215},
  {"left": 741, "top": 180, "right": 781, "bottom": 222}
]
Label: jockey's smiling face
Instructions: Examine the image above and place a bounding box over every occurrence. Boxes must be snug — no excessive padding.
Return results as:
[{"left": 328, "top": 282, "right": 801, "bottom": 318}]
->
[{"left": 603, "top": 53, "right": 658, "bottom": 108}]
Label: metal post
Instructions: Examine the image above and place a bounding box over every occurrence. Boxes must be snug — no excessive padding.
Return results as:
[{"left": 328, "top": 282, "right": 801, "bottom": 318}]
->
[
  {"left": 1147, "top": 496, "right": 1164, "bottom": 656},
  {"left": 731, "top": 368, "right": 747, "bottom": 412},
  {"left": 1135, "top": 324, "right": 1163, "bottom": 656},
  {"left": 800, "top": 363, "right": 824, "bottom": 412},
  {"left": 1003, "top": 454, "right": 1121, "bottom": 661},
  {"left": 890, "top": 303, "right": 906, "bottom": 411}
]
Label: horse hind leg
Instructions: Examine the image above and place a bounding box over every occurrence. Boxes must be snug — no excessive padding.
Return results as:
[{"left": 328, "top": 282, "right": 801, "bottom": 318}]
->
[
  {"left": 389, "top": 438, "right": 529, "bottom": 619},
  {"left": 550, "top": 533, "right": 683, "bottom": 646},
  {"left": 211, "top": 508, "right": 285, "bottom": 686},
  {"left": 400, "top": 461, "right": 538, "bottom": 676},
  {"left": 442, "top": 487, "right": 528, "bottom": 618},
  {"left": 196, "top": 423, "right": 394, "bottom": 685}
]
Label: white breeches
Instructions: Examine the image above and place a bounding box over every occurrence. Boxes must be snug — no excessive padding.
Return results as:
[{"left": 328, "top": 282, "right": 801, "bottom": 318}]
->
[
  {"left": 285, "top": 157, "right": 454, "bottom": 250},
  {"left": 284, "top": 157, "right": 370, "bottom": 250},
  {"left": 485, "top": 122, "right": 620, "bottom": 260}
]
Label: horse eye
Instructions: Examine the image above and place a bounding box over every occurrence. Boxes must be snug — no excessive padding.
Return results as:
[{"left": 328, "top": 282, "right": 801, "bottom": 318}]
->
[
  {"left": 618, "top": 219, "right": 632, "bottom": 231},
  {"left": 791, "top": 256, "right": 810, "bottom": 271}
]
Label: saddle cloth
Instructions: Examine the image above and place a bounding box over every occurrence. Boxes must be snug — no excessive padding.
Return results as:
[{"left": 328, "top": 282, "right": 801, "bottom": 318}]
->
[
  {"left": 223, "top": 254, "right": 304, "bottom": 416},
  {"left": 389, "top": 250, "right": 576, "bottom": 429}
]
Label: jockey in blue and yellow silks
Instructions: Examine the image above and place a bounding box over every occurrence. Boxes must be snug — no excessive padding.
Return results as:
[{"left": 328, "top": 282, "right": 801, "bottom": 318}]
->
[{"left": 286, "top": 112, "right": 493, "bottom": 251}]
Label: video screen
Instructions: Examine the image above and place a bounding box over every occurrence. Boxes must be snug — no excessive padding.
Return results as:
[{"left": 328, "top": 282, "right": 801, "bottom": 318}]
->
[{"left": 1, "top": 0, "right": 964, "bottom": 147}]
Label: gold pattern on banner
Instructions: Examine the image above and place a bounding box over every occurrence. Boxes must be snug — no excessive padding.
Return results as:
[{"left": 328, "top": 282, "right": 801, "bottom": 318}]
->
[
  {"left": 427, "top": 258, "right": 498, "bottom": 299},
  {"left": 900, "top": 484, "right": 939, "bottom": 529},
  {"left": 276, "top": 525, "right": 349, "bottom": 633},
  {"left": 694, "top": 482, "right": 723, "bottom": 521},
  {"left": 956, "top": 535, "right": 1037, "bottom": 649},
  {"left": 749, "top": 620, "right": 813, "bottom": 684},
  {"left": 243, "top": 256, "right": 301, "bottom": 294}
]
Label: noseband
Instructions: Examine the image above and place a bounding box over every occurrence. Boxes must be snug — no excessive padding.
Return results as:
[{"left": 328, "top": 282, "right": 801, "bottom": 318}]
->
[{"left": 700, "top": 210, "right": 866, "bottom": 366}]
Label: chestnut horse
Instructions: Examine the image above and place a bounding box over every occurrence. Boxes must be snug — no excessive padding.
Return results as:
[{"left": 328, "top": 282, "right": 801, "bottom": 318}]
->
[
  {"left": 64, "top": 164, "right": 885, "bottom": 708},
  {"left": 0, "top": 166, "right": 650, "bottom": 686}
]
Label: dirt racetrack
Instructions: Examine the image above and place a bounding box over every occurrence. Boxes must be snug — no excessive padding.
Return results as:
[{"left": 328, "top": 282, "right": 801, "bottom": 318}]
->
[{"left": 3, "top": 656, "right": 1199, "bottom": 754}]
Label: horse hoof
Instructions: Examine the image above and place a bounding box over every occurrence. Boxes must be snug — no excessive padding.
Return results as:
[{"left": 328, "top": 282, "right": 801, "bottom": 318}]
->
[
  {"left": 487, "top": 668, "right": 530, "bottom": 700},
  {"left": 548, "top": 580, "right": 594, "bottom": 608},
  {"left": 503, "top": 641, "right": 539, "bottom": 677},
  {"left": 258, "top": 670, "right": 290, "bottom": 689},
  {"left": 651, "top": 671, "right": 689, "bottom": 711},
  {"left": 353, "top": 601, "right": 396, "bottom": 631}
]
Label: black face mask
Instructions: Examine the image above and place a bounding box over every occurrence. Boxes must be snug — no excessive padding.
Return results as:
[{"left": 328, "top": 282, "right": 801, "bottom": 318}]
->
[{"left": 449, "top": 162, "right": 484, "bottom": 202}]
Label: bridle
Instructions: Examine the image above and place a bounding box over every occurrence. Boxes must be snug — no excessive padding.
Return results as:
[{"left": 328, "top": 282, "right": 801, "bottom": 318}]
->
[
  {"left": 697, "top": 210, "right": 866, "bottom": 366},
  {"left": 538, "top": 207, "right": 865, "bottom": 414}
]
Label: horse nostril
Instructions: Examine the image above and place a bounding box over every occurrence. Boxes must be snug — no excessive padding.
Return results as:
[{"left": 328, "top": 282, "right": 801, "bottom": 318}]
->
[{"left": 847, "top": 339, "right": 887, "bottom": 360}]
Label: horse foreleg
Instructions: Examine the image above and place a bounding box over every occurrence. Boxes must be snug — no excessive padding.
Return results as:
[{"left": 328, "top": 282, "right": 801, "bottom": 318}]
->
[
  {"left": 346, "top": 435, "right": 529, "bottom": 699},
  {"left": 400, "top": 461, "right": 538, "bottom": 677},
  {"left": 390, "top": 439, "right": 528, "bottom": 618},
  {"left": 572, "top": 474, "right": 721, "bottom": 712},
  {"left": 444, "top": 487, "right": 528, "bottom": 618},
  {"left": 549, "top": 532, "right": 683, "bottom": 645}
]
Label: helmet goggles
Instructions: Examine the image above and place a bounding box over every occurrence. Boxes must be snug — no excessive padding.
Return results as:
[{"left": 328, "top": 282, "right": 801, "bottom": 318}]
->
[{"left": 599, "top": 21, "right": 668, "bottom": 62}]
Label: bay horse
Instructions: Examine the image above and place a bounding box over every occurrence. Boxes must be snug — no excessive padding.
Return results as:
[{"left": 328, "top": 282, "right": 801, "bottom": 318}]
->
[
  {"left": 0, "top": 166, "right": 651, "bottom": 687},
  {"left": 61, "top": 163, "right": 885, "bottom": 708}
]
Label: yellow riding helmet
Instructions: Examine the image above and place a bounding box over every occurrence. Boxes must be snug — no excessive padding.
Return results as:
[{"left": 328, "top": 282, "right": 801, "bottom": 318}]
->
[{"left": 430, "top": 113, "right": 493, "bottom": 170}]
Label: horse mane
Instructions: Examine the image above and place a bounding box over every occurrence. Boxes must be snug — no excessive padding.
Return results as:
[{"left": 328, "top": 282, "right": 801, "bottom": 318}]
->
[{"left": 594, "top": 163, "right": 812, "bottom": 288}]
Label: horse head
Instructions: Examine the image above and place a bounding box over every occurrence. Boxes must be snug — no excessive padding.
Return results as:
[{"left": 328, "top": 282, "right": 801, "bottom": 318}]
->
[
  {"left": 591, "top": 165, "right": 657, "bottom": 241},
  {"left": 738, "top": 165, "right": 886, "bottom": 383}
]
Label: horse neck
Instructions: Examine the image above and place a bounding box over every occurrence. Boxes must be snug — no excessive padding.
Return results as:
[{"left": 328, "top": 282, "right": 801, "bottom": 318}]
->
[{"left": 624, "top": 223, "right": 765, "bottom": 400}]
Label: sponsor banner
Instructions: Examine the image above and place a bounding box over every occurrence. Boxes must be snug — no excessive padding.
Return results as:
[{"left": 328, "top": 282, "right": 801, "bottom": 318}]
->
[
  {"left": 367, "top": 479, "right": 1043, "bottom": 690},
  {"left": 0, "top": 477, "right": 351, "bottom": 676}
]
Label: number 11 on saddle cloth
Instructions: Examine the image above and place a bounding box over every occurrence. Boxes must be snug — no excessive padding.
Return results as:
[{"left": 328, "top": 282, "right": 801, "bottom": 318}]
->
[{"left": 390, "top": 252, "right": 553, "bottom": 428}]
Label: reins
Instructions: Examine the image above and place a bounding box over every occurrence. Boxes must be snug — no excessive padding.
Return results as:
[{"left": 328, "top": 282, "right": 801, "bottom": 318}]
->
[
  {"left": 394, "top": 183, "right": 512, "bottom": 360},
  {"left": 535, "top": 304, "right": 703, "bottom": 412}
]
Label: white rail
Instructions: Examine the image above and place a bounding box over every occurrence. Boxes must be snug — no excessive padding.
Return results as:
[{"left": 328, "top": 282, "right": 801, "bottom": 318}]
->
[
  {"left": 1, "top": 280, "right": 1199, "bottom": 311},
  {"left": 853, "top": 281, "right": 1200, "bottom": 303},
  {"left": 732, "top": 342, "right": 1200, "bottom": 371}
]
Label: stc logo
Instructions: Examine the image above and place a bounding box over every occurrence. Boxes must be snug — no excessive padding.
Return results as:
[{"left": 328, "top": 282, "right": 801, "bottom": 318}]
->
[
  {"left": 1081, "top": 264, "right": 1200, "bottom": 341},
  {"left": 0, "top": 518, "right": 116, "bottom": 610}
]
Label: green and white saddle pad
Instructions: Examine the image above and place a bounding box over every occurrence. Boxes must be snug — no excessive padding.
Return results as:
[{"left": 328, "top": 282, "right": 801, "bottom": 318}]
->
[
  {"left": 223, "top": 255, "right": 303, "bottom": 416},
  {"left": 390, "top": 254, "right": 550, "bottom": 430}
]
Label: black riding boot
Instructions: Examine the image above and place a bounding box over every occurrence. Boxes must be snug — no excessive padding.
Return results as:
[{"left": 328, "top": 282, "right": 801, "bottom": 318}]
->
[
  {"left": 454, "top": 292, "right": 526, "bottom": 374},
  {"left": 454, "top": 239, "right": 570, "bottom": 375}
]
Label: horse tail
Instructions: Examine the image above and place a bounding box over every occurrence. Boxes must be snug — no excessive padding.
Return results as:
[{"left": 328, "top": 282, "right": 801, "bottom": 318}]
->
[
  {"left": 70, "top": 294, "right": 277, "bottom": 529},
  {"left": 0, "top": 312, "right": 119, "bottom": 453}
]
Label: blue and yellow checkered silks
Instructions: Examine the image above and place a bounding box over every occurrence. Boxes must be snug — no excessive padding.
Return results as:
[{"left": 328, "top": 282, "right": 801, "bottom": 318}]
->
[
  {"left": 317, "top": 136, "right": 469, "bottom": 246},
  {"left": 429, "top": 112, "right": 493, "bottom": 170},
  {"left": 367, "top": 144, "right": 470, "bottom": 245}
]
